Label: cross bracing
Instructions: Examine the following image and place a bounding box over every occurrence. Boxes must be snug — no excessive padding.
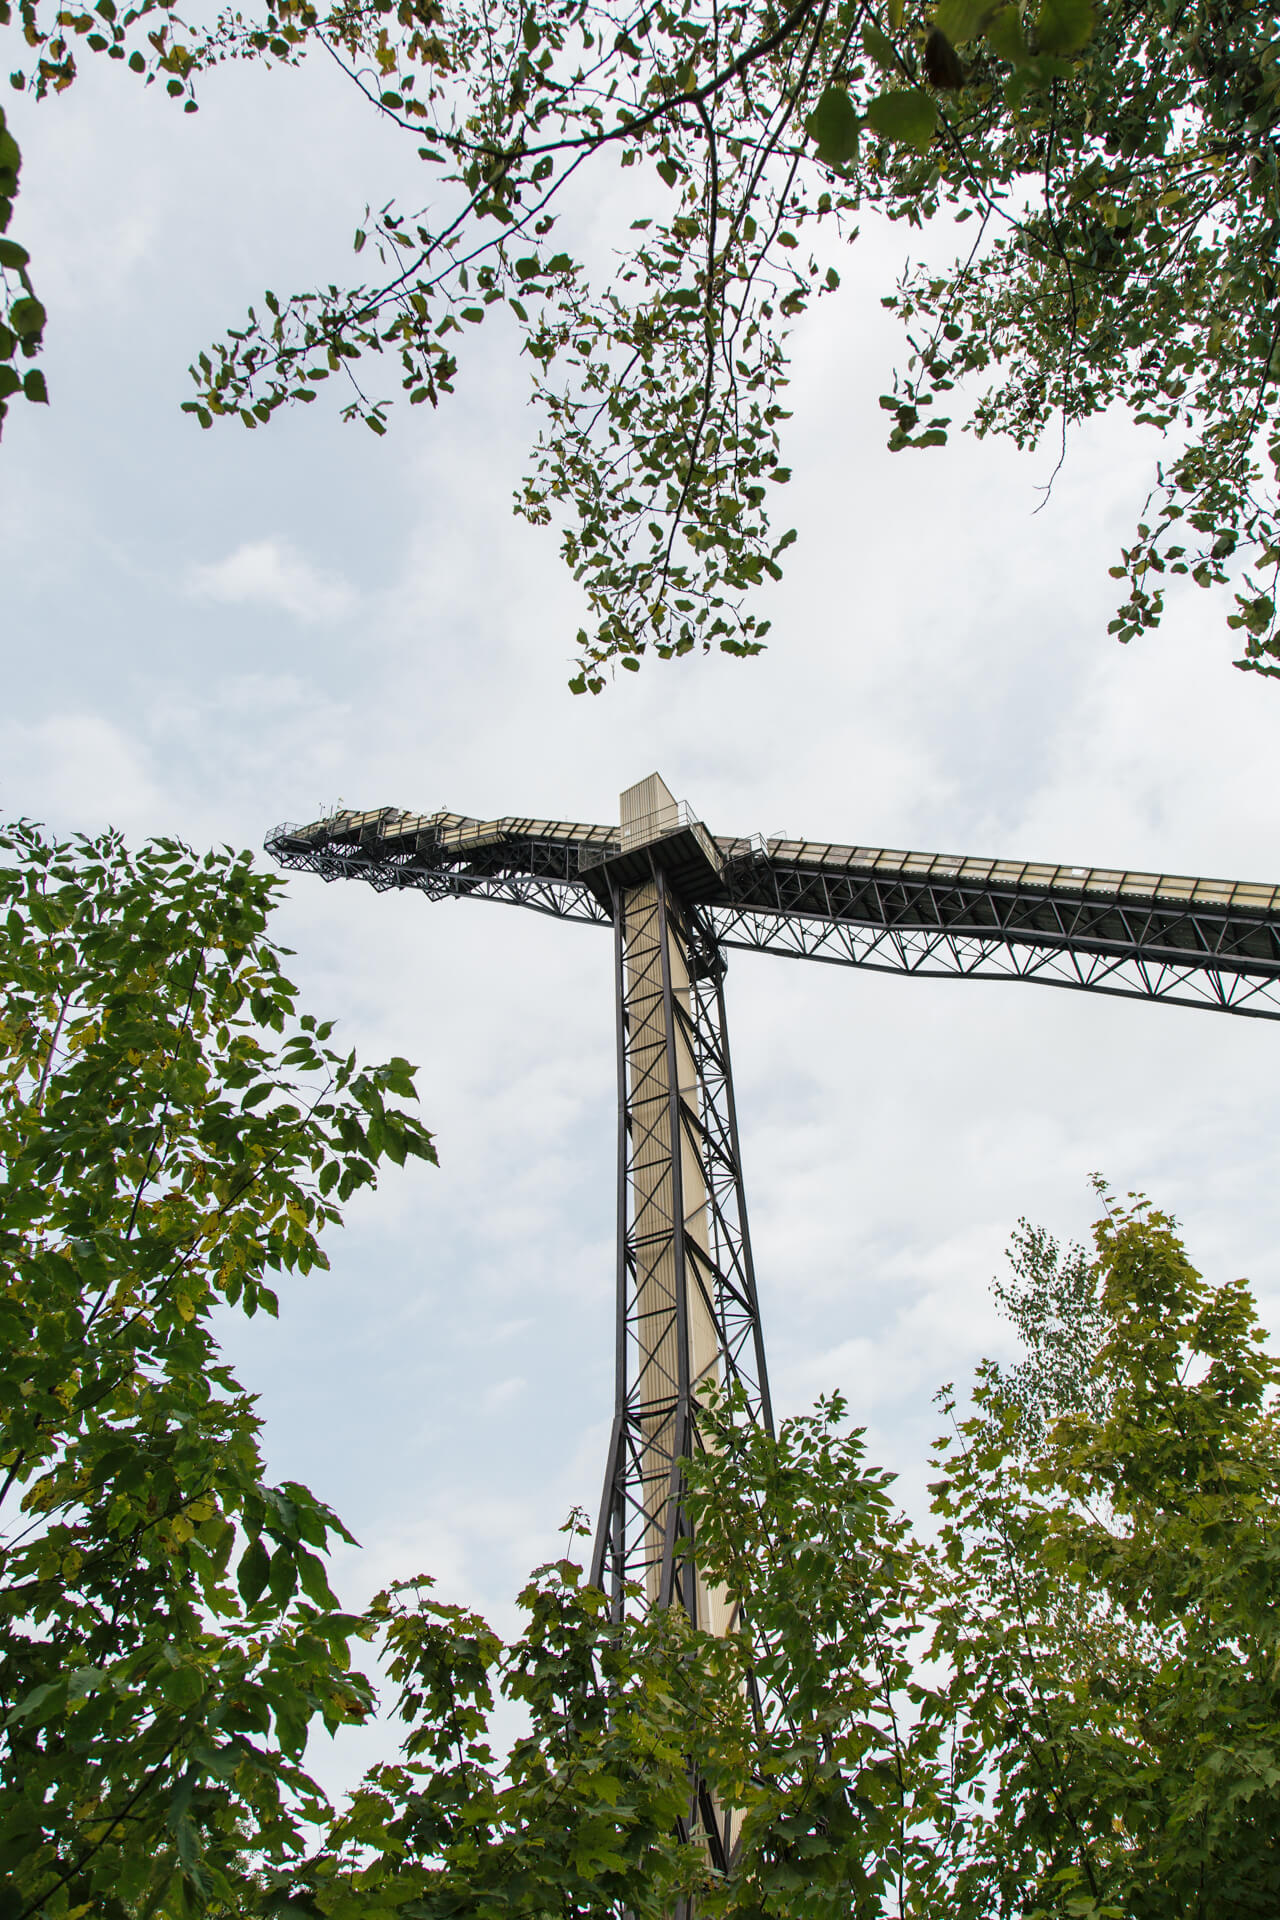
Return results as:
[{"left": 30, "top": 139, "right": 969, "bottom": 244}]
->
[{"left": 267, "top": 802, "right": 1280, "bottom": 1017}]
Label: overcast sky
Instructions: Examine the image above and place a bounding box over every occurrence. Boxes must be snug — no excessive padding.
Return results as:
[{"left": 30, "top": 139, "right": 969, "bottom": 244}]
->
[{"left": 6, "top": 44, "right": 1280, "bottom": 1788}]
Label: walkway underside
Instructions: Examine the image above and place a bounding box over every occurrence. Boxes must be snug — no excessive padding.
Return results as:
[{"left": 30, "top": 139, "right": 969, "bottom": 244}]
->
[{"left": 267, "top": 804, "right": 1280, "bottom": 1018}]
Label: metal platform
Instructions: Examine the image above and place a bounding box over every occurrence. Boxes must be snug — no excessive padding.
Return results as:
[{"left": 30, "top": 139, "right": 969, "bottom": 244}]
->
[{"left": 267, "top": 802, "right": 1280, "bottom": 1018}]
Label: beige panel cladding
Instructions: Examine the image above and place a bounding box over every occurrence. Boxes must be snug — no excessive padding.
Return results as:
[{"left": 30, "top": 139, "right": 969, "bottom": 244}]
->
[
  {"left": 622, "top": 874, "right": 732, "bottom": 1634},
  {"left": 620, "top": 772, "right": 681, "bottom": 851}
]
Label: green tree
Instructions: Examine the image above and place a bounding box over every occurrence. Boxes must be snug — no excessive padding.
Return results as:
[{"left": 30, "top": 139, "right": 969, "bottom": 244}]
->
[
  {"left": 272, "top": 1194, "right": 1280, "bottom": 1919},
  {"left": 253, "top": 1404, "right": 936, "bottom": 1920},
  {"left": 924, "top": 1189, "right": 1280, "bottom": 1916},
  {"left": 9, "top": 0, "right": 1279, "bottom": 685},
  {"left": 0, "top": 818, "right": 436, "bottom": 1918},
  {"left": 4, "top": 825, "right": 1276, "bottom": 1916}
]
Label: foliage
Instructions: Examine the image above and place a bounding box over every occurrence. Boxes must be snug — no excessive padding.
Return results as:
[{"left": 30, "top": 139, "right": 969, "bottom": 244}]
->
[
  {"left": 0, "top": 818, "right": 436, "bottom": 1919},
  {"left": 881, "top": 0, "right": 1280, "bottom": 678},
  {"left": 268, "top": 1566, "right": 720, "bottom": 1918},
  {"left": 8, "top": 0, "right": 1280, "bottom": 684},
  {"left": 3, "top": 836, "right": 1277, "bottom": 1920},
  {"left": 924, "top": 1188, "right": 1280, "bottom": 1916},
  {"left": 249, "top": 1194, "right": 1280, "bottom": 1918},
  {"left": 985, "top": 1215, "right": 1109, "bottom": 1447},
  {"left": 173, "top": 0, "right": 1279, "bottom": 687},
  {"left": 683, "top": 1396, "right": 946, "bottom": 1919},
  {"left": 0, "top": 0, "right": 210, "bottom": 431},
  {"left": 0, "top": 102, "right": 46, "bottom": 432},
  {"left": 253, "top": 1401, "right": 935, "bottom": 1920}
]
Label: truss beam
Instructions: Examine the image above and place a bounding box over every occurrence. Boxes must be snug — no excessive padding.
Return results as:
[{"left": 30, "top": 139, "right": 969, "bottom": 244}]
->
[{"left": 266, "top": 806, "right": 1280, "bottom": 1017}]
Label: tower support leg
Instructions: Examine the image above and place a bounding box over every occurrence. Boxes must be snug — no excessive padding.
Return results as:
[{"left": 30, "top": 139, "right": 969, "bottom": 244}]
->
[{"left": 590, "top": 866, "right": 772, "bottom": 1631}]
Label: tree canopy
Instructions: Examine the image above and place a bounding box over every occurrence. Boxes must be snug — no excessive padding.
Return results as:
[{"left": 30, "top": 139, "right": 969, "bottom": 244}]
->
[
  {"left": 4, "top": 819, "right": 1277, "bottom": 1920},
  {"left": 4, "top": 0, "right": 1278, "bottom": 687},
  {"left": 0, "top": 820, "right": 436, "bottom": 1917},
  {"left": 275, "top": 1192, "right": 1280, "bottom": 1920}
]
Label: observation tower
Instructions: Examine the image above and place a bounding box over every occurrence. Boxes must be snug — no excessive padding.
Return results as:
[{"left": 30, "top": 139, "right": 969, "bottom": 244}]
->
[{"left": 269, "top": 769, "right": 1280, "bottom": 1828}]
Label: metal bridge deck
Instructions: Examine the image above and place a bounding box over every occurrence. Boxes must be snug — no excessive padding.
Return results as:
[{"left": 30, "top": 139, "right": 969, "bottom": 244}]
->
[{"left": 266, "top": 804, "right": 1280, "bottom": 1019}]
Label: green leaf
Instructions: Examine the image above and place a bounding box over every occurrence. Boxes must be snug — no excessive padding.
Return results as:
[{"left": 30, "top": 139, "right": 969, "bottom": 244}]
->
[
  {"left": 6, "top": 1679, "right": 64, "bottom": 1726},
  {"left": 986, "top": 4, "right": 1029, "bottom": 62},
  {"left": 295, "top": 1545, "right": 335, "bottom": 1606},
  {"left": 268, "top": 1541, "right": 299, "bottom": 1608},
  {"left": 0, "top": 237, "right": 27, "bottom": 267},
  {"left": 1034, "top": 0, "right": 1094, "bottom": 55},
  {"left": 865, "top": 88, "right": 938, "bottom": 151},
  {"left": 805, "top": 87, "right": 860, "bottom": 166},
  {"left": 861, "top": 22, "right": 897, "bottom": 68},
  {"left": 931, "top": 0, "right": 998, "bottom": 43},
  {"left": 8, "top": 296, "right": 44, "bottom": 338},
  {"left": 160, "top": 1662, "right": 206, "bottom": 1711},
  {"left": 237, "top": 1535, "right": 271, "bottom": 1606}
]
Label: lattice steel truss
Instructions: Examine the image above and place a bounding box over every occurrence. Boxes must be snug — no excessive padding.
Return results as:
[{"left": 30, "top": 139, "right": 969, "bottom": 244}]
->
[
  {"left": 267, "top": 802, "right": 1280, "bottom": 1020},
  {"left": 592, "top": 866, "right": 770, "bottom": 1633},
  {"left": 266, "top": 785, "right": 1280, "bottom": 1653}
]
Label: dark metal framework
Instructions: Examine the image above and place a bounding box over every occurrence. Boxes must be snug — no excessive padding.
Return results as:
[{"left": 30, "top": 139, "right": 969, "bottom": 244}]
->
[
  {"left": 266, "top": 799, "right": 1280, "bottom": 1651},
  {"left": 591, "top": 866, "right": 771, "bottom": 1630},
  {"left": 267, "top": 806, "right": 1280, "bottom": 1020}
]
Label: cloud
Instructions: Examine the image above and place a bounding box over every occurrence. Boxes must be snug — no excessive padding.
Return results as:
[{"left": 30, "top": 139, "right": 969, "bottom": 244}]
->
[
  {"left": 188, "top": 538, "right": 358, "bottom": 625},
  {"left": 0, "top": 715, "right": 164, "bottom": 836},
  {"left": 482, "top": 1376, "right": 527, "bottom": 1414}
]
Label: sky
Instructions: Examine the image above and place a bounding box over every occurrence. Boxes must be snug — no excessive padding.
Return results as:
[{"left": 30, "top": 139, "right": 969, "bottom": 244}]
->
[{"left": 5, "top": 41, "right": 1280, "bottom": 1788}]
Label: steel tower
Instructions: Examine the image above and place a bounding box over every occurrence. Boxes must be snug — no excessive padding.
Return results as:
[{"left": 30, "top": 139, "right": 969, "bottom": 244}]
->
[{"left": 267, "top": 775, "right": 1280, "bottom": 1634}]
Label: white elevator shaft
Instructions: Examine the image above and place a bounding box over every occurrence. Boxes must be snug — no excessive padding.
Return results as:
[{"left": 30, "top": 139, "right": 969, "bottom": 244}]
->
[{"left": 615, "top": 775, "right": 733, "bottom": 1630}]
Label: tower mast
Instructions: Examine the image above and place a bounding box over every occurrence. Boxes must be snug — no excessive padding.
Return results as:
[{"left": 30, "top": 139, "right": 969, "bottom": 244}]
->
[{"left": 590, "top": 776, "right": 771, "bottom": 1629}]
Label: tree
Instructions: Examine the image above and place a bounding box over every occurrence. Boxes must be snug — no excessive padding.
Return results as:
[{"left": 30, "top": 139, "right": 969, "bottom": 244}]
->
[
  {"left": 0, "top": 102, "right": 45, "bottom": 434},
  {"left": 251, "top": 1406, "right": 936, "bottom": 1920},
  {"left": 258, "top": 1193, "right": 1280, "bottom": 1920},
  {"left": 0, "top": 818, "right": 436, "bottom": 1918},
  {"left": 923, "top": 1189, "right": 1280, "bottom": 1916},
  {"left": 4, "top": 841, "right": 1275, "bottom": 1920},
  {"left": 9, "top": 0, "right": 1277, "bottom": 685}
]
